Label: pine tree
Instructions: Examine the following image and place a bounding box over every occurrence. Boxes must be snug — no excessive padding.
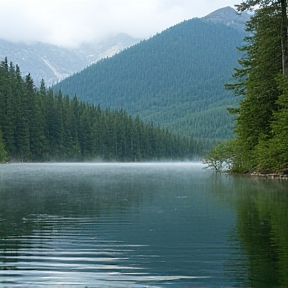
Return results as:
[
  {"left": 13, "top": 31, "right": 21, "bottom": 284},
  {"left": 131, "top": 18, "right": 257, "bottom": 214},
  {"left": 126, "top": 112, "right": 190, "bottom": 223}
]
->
[
  {"left": 0, "top": 58, "right": 195, "bottom": 162},
  {"left": 0, "top": 128, "right": 7, "bottom": 162},
  {"left": 226, "top": 3, "right": 285, "bottom": 172},
  {"left": 0, "top": 59, "right": 15, "bottom": 157},
  {"left": 254, "top": 75, "right": 288, "bottom": 172},
  {"left": 236, "top": 0, "right": 288, "bottom": 74},
  {"left": 24, "top": 73, "right": 46, "bottom": 159}
]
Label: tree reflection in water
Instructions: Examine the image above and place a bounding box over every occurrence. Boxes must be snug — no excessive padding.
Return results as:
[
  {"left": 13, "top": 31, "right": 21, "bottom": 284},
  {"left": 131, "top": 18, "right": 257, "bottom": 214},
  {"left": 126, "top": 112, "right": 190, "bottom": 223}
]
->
[{"left": 209, "top": 173, "right": 288, "bottom": 287}]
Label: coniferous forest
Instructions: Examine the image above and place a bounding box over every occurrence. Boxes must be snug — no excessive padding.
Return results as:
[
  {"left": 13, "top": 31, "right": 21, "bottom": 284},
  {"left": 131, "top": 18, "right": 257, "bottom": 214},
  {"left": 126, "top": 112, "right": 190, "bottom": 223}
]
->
[
  {"left": 0, "top": 58, "right": 194, "bottom": 162},
  {"left": 53, "top": 18, "right": 244, "bottom": 142},
  {"left": 204, "top": 0, "right": 288, "bottom": 174}
]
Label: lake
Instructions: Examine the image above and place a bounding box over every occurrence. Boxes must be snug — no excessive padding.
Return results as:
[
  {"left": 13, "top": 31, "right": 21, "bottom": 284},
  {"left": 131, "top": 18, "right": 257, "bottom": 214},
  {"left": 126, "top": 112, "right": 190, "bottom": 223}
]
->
[{"left": 0, "top": 163, "right": 288, "bottom": 287}]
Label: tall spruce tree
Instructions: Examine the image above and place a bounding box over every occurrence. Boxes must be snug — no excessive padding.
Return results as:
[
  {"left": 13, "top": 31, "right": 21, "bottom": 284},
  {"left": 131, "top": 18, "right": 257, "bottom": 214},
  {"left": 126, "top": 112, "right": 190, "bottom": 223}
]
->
[
  {"left": 235, "top": 5, "right": 282, "bottom": 171},
  {"left": 208, "top": 1, "right": 288, "bottom": 172},
  {"left": 236, "top": 0, "right": 288, "bottom": 74}
]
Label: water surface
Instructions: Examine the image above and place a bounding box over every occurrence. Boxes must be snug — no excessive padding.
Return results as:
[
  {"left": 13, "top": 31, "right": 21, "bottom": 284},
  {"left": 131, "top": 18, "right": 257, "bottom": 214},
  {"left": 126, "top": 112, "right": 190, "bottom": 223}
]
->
[{"left": 0, "top": 163, "right": 287, "bottom": 287}]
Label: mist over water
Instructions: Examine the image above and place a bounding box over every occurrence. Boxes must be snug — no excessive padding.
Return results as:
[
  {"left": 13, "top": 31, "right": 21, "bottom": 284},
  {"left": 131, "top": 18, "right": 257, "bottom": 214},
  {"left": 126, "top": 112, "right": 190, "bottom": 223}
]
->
[{"left": 0, "top": 163, "right": 287, "bottom": 287}]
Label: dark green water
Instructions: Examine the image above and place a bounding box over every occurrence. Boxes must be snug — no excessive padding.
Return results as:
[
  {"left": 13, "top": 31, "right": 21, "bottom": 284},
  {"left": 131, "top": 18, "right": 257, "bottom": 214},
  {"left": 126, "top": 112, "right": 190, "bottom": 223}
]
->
[{"left": 0, "top": 163, "right": 287, "bottom": 287}]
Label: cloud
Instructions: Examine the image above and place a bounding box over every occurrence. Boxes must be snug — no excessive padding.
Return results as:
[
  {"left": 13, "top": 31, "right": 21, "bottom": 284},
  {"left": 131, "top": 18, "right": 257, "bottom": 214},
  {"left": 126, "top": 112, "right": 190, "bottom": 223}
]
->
[{"left": 0, "top": 0, "right": 237, "bottom": 48}]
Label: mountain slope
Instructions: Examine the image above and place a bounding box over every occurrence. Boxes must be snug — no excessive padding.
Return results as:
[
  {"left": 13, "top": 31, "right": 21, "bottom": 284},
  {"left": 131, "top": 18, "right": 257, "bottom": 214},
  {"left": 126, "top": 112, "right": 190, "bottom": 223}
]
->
[
  {"left": 0, "top": 34, "right": 140, "bottom": 86},
  {"left": 54, "top": 7, "right": 247, "bottom": 140}
]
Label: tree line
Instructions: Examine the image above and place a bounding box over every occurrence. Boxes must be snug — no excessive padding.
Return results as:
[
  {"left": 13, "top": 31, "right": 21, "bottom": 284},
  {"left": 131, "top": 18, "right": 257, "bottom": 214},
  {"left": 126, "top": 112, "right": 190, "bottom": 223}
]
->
[
  {"left": 0, "top": 58, "right": 194, "bottom": 162},
  {"left": 204, "top": 0, "right": 288, "bottom": 173}
]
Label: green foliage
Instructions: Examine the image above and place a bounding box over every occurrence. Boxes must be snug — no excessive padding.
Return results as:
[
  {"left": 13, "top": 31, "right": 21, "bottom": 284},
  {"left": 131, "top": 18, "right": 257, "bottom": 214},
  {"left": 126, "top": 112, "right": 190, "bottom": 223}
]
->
[
  {"left": 54, "top": 18, "right": 244, "bottom": 141},
  {"left": 0, "top": 58, "right": 194, "bottom": 162},
  {"left": 222, "top": 2, "right": 288, "bottom": 173},
  {"left": 253, "top": 75, "right": 288, "bottom": 172},
  {"left": 202, "top": 140, "right": 235, "bottom": 171},
  {"left": 0, "top": 128, "right": 7, "bottom": 162},
  {"left": 236, "top": 6, "right": 282, "bottom": 146},
  {"left": 236, "top": 0, "right": 288, "bottom": 75}
]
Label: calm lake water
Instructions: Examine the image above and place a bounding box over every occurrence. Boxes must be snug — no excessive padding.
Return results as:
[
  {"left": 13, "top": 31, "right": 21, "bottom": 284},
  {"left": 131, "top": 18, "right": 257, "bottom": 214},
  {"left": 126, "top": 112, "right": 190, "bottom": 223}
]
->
[{"left": 0, "top": 163, "right": 288, "bottom": 288}]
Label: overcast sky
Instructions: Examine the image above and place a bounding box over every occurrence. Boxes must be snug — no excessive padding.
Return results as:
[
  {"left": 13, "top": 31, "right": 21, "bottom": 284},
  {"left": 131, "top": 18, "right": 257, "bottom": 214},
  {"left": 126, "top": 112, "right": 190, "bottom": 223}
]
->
[{"left": 0, "top": 0, "right": 238, "bottom": 48}]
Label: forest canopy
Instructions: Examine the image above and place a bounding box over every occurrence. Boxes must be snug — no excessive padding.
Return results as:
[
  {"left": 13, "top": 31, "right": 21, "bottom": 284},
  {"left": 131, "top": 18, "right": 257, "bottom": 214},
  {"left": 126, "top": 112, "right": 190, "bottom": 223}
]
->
[{"left": 0, "top": 58, "right": 194, "bottom": 162}]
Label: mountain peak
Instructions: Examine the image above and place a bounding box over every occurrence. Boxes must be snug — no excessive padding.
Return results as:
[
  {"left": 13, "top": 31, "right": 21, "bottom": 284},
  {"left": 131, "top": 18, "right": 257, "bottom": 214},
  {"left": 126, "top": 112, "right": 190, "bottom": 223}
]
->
[{"left": 202, "top": 6, "right": 251, "bottom": 31}]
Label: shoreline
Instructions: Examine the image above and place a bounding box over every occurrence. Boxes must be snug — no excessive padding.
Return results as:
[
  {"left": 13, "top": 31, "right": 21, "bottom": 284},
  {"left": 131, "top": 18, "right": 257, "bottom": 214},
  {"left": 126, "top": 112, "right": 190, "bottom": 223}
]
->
[{"left": 251, "top": 172, "right": 288, "bottom": 180}]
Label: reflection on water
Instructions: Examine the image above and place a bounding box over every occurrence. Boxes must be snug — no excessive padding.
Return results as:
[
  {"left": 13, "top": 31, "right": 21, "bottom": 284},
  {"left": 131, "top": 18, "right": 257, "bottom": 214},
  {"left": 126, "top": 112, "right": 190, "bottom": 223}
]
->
[
  {"left": 207, "top": 173, "right": 288, "bottom": 288},
  {"left": 0, "top": 163, "right": 288, "bottom": 287},
  {"left": 232, "top": 177, "right": 288, "bottom": 288}
]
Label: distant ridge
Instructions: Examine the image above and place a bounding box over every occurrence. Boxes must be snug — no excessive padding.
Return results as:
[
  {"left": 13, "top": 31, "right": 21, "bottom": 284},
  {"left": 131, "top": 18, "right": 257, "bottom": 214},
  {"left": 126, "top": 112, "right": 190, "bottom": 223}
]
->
[
  {"left": 0, "top": 34, "right": 140, "bottom": 86},
  {"left": 202, "top": 6, "right": 251, "bottom": 31}
]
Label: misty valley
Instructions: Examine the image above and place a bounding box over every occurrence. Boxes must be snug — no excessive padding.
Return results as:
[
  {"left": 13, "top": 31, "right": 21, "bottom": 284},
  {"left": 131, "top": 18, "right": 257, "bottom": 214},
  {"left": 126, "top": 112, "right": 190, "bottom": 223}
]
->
[{"left": 1, "top": 2, "right": 288, "bottom": 287}]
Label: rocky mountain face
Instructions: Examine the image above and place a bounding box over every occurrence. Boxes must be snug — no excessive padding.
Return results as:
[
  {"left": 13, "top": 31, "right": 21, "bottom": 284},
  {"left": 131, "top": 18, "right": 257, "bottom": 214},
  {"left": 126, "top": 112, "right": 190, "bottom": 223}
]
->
[
  {"left": 202, "top": 6, "right": 251, "bottom": 31},
  {"left": 0, "top": 34, "right": 140, "bottom": 86}
]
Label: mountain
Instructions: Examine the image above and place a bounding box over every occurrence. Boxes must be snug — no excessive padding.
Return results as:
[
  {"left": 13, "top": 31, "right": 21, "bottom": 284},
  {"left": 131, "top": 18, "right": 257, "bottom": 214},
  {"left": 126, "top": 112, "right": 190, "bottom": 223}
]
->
[
  {"left": 202, "top": 6, "right": 251, "bottom": 31},
  {"left": 0, "top": 34, "right": 140, "bottom": 86},
  {"left": 54, "top": 7, "right": 248, "bottom": 141}
]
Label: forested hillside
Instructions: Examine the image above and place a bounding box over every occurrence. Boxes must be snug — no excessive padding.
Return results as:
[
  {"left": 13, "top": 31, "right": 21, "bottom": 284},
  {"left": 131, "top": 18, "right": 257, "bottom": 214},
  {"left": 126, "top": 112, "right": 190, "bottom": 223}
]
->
[
  {"left": 54, "top": 10, "right": 246, "bottom": 141},
  {"left": 204, "top": 0, "right": 288, "bottom": 174},
  {"left": 0, "top": 58, "right": 194, "bottom": 162}
]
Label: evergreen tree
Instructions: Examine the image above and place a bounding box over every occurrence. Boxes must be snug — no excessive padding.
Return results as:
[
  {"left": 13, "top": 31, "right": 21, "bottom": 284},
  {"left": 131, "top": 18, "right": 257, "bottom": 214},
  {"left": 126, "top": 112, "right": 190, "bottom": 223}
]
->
[
  {"left": 222, "top": 2, "right": 287, "bottom": 172},
  {"left": 0, "top": 58, "right": 195, "bottom": 162},
  {"left": 0, "top": 59, "right": 14, "bottom": 157},
  {"left": 24, "top": 73, "right": 45, "bottom": 159},
  {"left": 254, "top": 75, "right": 288, "bottom": 172},
  {"left": 236, "top": 0, "right": 288, "bottom": 74},
  {"left": 0, "top": 128, "right": 7, "bottom": 162}
]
